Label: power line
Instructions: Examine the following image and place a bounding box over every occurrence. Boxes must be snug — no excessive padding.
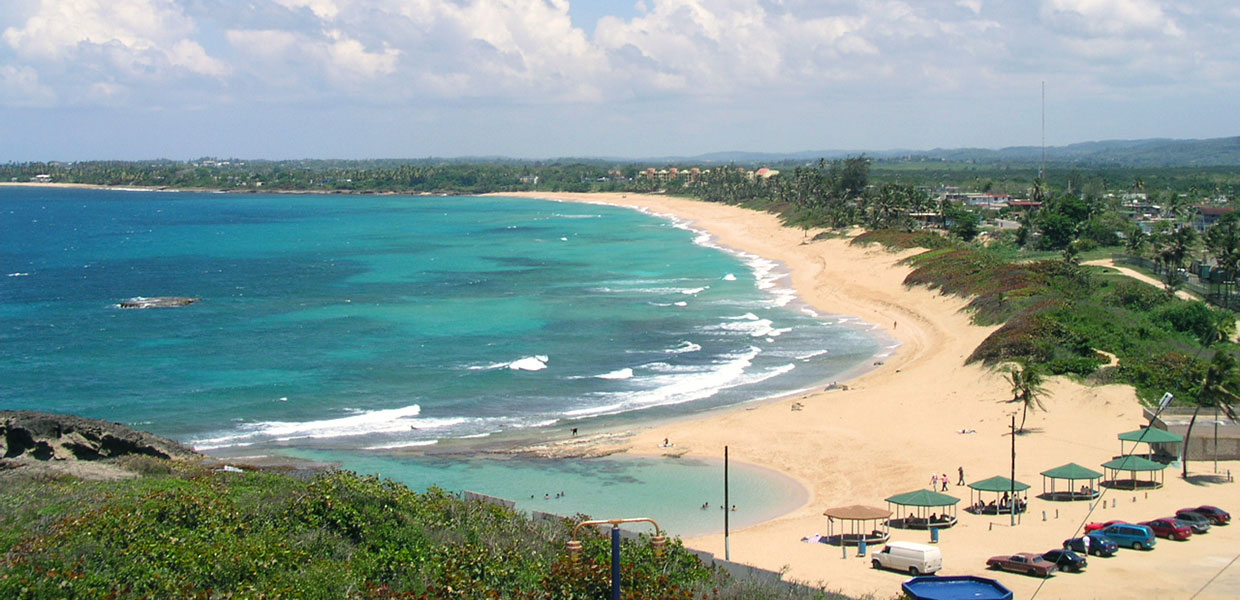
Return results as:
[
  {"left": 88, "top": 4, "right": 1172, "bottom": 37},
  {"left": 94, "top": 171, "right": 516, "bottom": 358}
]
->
[
  {"left": 1188, "top": 551, "right": 1240, "bottom": 599},
  {"left": 1030, "top": 344, "right": 1213, "bottom": 600}
]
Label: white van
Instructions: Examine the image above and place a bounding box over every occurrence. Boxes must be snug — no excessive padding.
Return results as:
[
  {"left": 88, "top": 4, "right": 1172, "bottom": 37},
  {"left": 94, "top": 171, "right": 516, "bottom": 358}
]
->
[{"left": 871, "top": 541, "right": 942, "bottom": 575}]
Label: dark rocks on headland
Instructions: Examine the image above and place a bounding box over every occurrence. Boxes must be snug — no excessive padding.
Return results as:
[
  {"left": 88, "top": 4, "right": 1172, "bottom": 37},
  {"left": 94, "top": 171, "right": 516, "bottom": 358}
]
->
[
  {"left": 119, "top": 296, "right": 200, "bottom": 309},
  {"left": 1, "top": 411, "right": 202, "bottom": 479}
]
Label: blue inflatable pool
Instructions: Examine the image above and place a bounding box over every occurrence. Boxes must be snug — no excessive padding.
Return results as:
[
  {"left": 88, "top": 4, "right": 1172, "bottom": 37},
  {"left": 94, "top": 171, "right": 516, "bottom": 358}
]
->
[{"left": 901, "top": 575, "right": 1013, "bottom": 600}]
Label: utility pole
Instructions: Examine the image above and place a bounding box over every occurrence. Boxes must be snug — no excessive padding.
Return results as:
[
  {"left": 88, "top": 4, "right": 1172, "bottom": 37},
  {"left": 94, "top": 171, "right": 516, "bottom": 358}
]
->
[
  {"left": 1010, "top": 415, "right": 1017, "bottom": 527},
  {"left": 724, "top": 445, "right": 731, "bottom": 560}
]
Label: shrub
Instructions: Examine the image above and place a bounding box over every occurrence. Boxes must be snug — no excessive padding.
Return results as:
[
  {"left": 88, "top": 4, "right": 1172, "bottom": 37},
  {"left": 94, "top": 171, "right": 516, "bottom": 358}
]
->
[
  {"left": 1153, "top": 301, "right": 1228, "bottom": 344},
  {"left": 1103, "top": 280, "right": 1169, "bottom": 312}
]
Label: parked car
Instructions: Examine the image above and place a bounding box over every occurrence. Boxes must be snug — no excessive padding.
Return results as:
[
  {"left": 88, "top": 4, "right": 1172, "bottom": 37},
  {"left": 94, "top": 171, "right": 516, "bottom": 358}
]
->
[
  {"left": 1097, "top": 523, "right": 1157, "bottom": 550},
  {"left": 1063, "top": 533, "right": 1118, "bottom": 557},
  {"left": 871, "top": 541, "right": 942, "bottom": 575},
  {"left": 1140, "top": 518, "right": 1192, "bottom": 541},
  {"left": 1174, "top": 510, "right": 1214, "bottom": 533},
  {"left": 986, "top": 552, "right": 1057, "bottom": 577},
  {"left": 1040, "top": 549, "right": 1087, "bottom": 573},
  {"left": 1191, "top": 505, "right": 1230, "bottom": 525},
  {"left": 1083, "top": 519, "right": 1127, "bottom": 532}
]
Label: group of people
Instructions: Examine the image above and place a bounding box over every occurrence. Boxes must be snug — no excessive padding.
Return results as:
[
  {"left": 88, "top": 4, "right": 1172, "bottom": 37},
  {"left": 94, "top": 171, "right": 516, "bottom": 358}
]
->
[
  {"left": 969, "top": 492, "right": 1027, "bottom": 514},
  {"left": 930, "top": 467, "right": 966, "bottom": 492},
  {"left": 700, "top": 502, "right": 738, "bottom": 511}
]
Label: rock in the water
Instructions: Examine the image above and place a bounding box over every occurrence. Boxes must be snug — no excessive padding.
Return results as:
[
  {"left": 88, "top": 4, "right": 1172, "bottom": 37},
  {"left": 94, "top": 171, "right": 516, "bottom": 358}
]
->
[
  {"left": 119, "top": 296, "right": 200, "bottom": 309},
  {"left": 0, "top": 411, "right": 201, "bottom": 462}
]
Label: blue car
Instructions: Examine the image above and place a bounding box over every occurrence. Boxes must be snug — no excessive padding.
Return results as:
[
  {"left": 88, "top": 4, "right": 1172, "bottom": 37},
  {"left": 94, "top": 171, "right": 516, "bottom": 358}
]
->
[
  {"left": 1063, "top": 533, "right": 1118, "bottom": 557},
  {"left": 1098, "top": 523, "right": 1157, "bottom": 550}
]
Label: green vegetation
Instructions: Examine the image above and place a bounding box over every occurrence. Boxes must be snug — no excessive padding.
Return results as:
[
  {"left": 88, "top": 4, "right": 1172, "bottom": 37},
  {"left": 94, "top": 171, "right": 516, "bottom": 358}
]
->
[
  {"left": 846, "top": 232, "right": 1239, "bottom": 413},
  {"left": 0, "top": 466, "right": 852, "bottom": 600}
]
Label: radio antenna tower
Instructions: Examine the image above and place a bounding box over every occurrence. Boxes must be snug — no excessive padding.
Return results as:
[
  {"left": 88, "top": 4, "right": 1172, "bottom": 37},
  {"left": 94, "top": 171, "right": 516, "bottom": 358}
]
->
[{"left": 1040, "top": 81, "right": 1046, "bottom": 180}]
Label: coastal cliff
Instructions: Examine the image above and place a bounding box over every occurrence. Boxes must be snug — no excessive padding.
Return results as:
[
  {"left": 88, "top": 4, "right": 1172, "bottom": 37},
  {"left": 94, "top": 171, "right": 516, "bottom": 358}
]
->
[{"left": 0, "top": 410, "right": 202, "bottom": 479}]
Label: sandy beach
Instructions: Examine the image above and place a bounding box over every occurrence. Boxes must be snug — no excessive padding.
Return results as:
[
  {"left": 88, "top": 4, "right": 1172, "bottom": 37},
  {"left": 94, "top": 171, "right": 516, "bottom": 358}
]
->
[{"left": 499, "top": 192, "right": 1239, "bottom": 600}]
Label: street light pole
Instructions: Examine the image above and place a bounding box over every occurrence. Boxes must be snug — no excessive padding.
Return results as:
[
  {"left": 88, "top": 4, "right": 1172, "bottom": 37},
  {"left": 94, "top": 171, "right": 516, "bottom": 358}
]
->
[{"left": 610, "top": 525, "right": 621, "bottom": 600}]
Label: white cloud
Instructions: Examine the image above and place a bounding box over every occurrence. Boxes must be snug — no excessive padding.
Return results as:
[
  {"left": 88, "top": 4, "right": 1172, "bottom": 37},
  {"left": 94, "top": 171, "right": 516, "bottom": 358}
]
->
[
  {"left": 324, "top": 30, "right": 400, "bottom": 79},
  {"left": 274, "top": 0, "right": 342, "bottom": 20},
  {"left": 1040, "top": 0, "right": 1183, "bottom": 37},
  {"left": 956, "top": 0, "right": 983, "bottom": 14},
  {"left": 3, "top": 0, "right": 230, "bottom": 78},
  {"left": 0, "top": 64, "right": 57, "bottom": 107},
  {"left": 2, "top": 0, "right": 1238, "bottom": 157}
]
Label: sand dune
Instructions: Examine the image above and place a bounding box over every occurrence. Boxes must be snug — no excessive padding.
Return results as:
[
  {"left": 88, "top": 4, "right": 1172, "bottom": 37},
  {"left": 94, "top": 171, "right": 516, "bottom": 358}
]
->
[{"left": 500, "top": 191, "right": 1239, "bottom": 600}]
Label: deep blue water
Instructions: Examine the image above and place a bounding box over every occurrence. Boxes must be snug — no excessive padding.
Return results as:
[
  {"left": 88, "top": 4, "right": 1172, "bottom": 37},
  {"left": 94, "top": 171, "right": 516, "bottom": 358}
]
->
[{"left": 1, "top": 187, "right": 891, "bottom": 533}]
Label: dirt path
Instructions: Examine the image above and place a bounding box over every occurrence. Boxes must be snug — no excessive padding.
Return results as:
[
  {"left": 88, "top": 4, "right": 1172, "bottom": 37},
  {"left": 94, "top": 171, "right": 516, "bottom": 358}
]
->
[{"left": 1083, "top": 258, "right": 1200, "bottom": 301}]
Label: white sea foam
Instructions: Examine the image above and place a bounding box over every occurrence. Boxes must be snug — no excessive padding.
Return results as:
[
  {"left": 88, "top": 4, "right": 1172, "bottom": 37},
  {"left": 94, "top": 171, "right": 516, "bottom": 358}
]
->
[
  {"left": 706, "top": 314, "right": 791, "bottom": 338},
  {"left": 666, "top": 341, "right": 702, "bottom": 354},
  {"left": 469, "top": 355, "right": 550, "bottom": 371},
  {"left": 674, "top": 301, "right": 687, "bottom": 307},
  {"left": 723, "top": 273, "right": 737, "bottom": 281},
  {"left": 509, "top": 355, "right": 549, "bottom": 371},
  {"left": 7, "top": 272, "right": 30, "bottom": 277},
  {"left": 795, "top": 349, "right": 831, "bottom": 360},
  {"left": 192, "top": 404, "right": 471, "bottom": 450},
  {"left": 597, "top": 367, "right": 634, "bottom": 380},
  {"left": 682, "top": 286, "right": 708, "bottom": 295},
  {"left": 563, "top": 347, "right": 797, "bottom": 419},
  {"left": 363, "top": 440, "right": 439, "bottom": 450}
]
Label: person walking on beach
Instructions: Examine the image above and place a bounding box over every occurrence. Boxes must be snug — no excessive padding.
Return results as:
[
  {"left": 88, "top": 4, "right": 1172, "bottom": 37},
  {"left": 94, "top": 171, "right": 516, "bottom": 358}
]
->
[
  {"left": 941, "top": 473, "right": 949, "bottom": 491},
  {"left": 930, "top": 472, "right": 938, "bottom": 490},
  {"left": 957, "top": 466, "right": 965, "bottom": 486}
]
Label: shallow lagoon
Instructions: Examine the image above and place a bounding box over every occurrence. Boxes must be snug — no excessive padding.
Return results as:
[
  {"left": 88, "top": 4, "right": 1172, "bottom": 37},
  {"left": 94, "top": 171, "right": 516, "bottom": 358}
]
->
[{"left": 287, "top": 449, "right": 807, "bottom": 538}]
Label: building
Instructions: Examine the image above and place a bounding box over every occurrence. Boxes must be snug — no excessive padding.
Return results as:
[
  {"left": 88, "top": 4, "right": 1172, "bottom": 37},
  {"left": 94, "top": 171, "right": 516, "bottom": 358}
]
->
[{"left": 1192, "top": 206, "right": 1234, "bottom": 232}]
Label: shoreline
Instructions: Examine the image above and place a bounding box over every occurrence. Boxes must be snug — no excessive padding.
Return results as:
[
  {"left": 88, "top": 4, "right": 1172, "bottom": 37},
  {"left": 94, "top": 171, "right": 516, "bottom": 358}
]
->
[
  {"left": 494, "top": 192, "right": 1239, "bottom": 599},
  {"left": 8, "top": 183, "right": 1236, "bottom": 597}
]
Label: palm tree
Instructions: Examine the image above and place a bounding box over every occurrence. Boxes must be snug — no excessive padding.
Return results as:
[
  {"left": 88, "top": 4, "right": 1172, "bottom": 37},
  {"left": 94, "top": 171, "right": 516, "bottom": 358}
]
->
[
  {"left": 1125, "top": 226, "right": 1149, "bottom": 257},
  {"left": 1004, "top": 362, "right": 1050, "bottom": 433},
  {"left": 1183, "top": 351, "right": 1240, "bottom": 478}
]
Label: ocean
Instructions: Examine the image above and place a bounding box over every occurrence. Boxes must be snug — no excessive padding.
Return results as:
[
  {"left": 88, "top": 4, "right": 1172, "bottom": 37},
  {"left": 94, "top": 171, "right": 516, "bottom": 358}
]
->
[{"left": 1, "top": 186, "right": 891, "bottom": 534}]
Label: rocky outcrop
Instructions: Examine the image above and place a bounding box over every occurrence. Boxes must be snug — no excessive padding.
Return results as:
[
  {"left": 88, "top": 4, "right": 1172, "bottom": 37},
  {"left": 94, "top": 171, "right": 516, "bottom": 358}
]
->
[
  {"left": 0, "top": 411, "right": 201, "bottom": 463},
  {"left": 119, "top": 296, "right": 200, "bottom": 309}
]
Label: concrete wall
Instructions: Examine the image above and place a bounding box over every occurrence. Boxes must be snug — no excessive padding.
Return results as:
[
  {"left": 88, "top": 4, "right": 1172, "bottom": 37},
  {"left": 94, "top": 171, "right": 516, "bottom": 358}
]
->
[
  {"left": 1143, "top": 407, "right": 1240, "bottom": 460},
  {"left": 466, "top": 491, "right": 822, "bottom": 593}
]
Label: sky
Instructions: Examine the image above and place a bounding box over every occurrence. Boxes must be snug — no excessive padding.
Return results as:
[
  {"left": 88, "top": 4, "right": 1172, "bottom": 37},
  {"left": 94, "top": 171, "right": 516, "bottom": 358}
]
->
[{"left": 1, "top": 0, "right": 1238, "bottom": 161}]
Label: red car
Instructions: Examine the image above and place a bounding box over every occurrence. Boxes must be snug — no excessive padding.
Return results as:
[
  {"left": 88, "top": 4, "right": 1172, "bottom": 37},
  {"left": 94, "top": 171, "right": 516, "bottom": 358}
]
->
[
  {"left": 986, "top": 552, "right": 1057, "bottom": 577},
  {"left": 1140, "top": 518, "right": 1192, "bottom": 541},
  {"left": 1083, "top": 520, "right": 1127, "bottom": 533},
  {"left": 1189, "top": 505, "right": 1230, "bottom": 525}
]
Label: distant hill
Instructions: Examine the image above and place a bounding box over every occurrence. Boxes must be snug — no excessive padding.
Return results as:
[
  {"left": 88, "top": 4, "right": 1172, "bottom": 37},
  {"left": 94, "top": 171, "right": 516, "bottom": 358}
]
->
[
  {"left": 637, "top": 136, "right": 1240, "bottom": 167},
  {"left": 907, "top": 137, "right": 1240, "bottom": 167}
]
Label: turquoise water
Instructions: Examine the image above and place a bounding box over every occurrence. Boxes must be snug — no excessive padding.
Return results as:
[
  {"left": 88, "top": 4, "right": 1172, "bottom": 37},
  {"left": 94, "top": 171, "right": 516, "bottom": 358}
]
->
[
  {"left": 287, "top": 450, "right": 807, "bottom": 538},
  {"left": 1, "top": 187, "right": 890, "bottom": 534}
]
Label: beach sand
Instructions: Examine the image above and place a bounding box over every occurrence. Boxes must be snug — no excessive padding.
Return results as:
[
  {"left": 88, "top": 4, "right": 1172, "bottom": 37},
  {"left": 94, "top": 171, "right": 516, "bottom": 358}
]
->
[{"left": 500, "top": 192, "right": 1238, "bottom": 600}]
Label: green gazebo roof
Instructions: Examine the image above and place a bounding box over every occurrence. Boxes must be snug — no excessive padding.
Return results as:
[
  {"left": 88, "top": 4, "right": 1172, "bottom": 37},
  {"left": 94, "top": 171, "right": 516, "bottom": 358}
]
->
[
  {"left": 967, "top": 475, "right": 1031, "bottom": 493},
  {"left": 885, "top": 489, "right": 961, "bottom": 507},
  {"left": 1102, "top": 455, "right": 1168, "bottom": 472},
  {"left": 1040, "top": 463, "right": 1104, "bottom": 480},
  {"left": 1118, "top": 427, "right": 1183, "bottom": 444}
]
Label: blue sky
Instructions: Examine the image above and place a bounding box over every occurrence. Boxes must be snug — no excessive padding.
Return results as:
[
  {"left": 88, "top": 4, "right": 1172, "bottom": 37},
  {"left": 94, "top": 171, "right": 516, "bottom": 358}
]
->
[{"left": 2, "top": 0, "right": 1238, "bottom": 161}]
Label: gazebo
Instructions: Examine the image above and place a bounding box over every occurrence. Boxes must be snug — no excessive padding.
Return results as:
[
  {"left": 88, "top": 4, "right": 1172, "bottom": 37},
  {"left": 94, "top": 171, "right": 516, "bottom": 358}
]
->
[
  {"left": 966, "top": 476, "right": 1030, "bottom": 514},
  {"left": 1118, "top": 427, "right": 1183, "bottom": 461},
  {"left": 885, "top": 490, "right": 960, "bottom": 529},
  {"left": 822, "top": 505, "right": 891, "bottom": 546},
  {"left": 1040, "top": 463, "right": 1103, "bottom": 500},
  {"left": 1102, "top": 455, "right": 1167, "bottom": 489}
]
